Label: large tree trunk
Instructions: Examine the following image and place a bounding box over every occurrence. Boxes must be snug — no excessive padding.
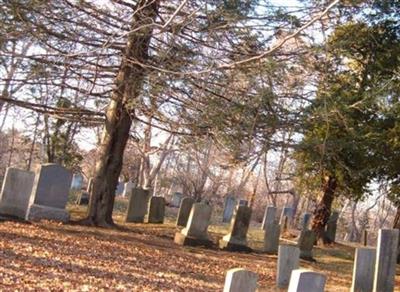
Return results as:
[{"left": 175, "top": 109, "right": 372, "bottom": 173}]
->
[
  {"left": 311, "top": 175, "right": 337, "bottom": 244},
  {"left": 85, "top": 0, "right": 159, "bottom": 226}
]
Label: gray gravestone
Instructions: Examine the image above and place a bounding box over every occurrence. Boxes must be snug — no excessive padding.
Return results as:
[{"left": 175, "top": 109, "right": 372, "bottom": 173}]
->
[
  {"left": 373, "top": 229, "right": 399, "bottom": 292},
  {"left": 261, "top": 206, "right": 277, "bottom": 230},
  {"left": 26, "top": 164, "right": 72, "bottom": 222},
  {"left": 223, "top": 268, "right": 258, "bottom": 292},
  {"left": 75, "top": 191, "right": 89, "bottom": 205},
  {"left": 0, "top": 167, "right": 35, "bottom": 219},
  {"left": 86, "top": 177, "right": 93, "bottom": 193},
  {"left": 70, "top": 173, "right": 83, "bottom": 190},
  {"left": 280, "top": 207, "right": 294, "bottom": 227},
  {"left": 125, "top": 188, "right": 150, "bottom": 223},
  {"left": 174, "top": 202, "right": 212, "bottom": 247},
  {"left": 176, "top": 197, "right": 195, "bottom": 227},
  {"left": 171, "top": 192, "right": 184, "bottom": 207},
  {"left": 263, "top": 220, "right": 281, "bottom": 254},
  {"left": 326, "top": 211, "right": 339, "bottom": 242},
  {"left": 115, "top": 181, "right": 124, "bottom": 196},
  {"left": 219, "top": 205, "right": 252, "bottom": 251},
  {"left": 147, "top": 196, "right": 165, "bottom": 224},
  {"left": 222, "top": 196, "right": 236, "bottom": 223},
  {"left": 351, "top": 247, "right": 376, "bottom": 292},
  {"left": 297, "top": 230, "right": 316, "bottom": 261},
  {"left": 122, "top": 181, "right": 134, "bottom": 197},
  {"left": 301, "top": 213, "right": 311, "bottom": 230},
  {"left": 288, "top": 269, "right": 326, "bottom": 292},
  {"left": 277, "top": 245, "right": 300, "bottom": 288}
]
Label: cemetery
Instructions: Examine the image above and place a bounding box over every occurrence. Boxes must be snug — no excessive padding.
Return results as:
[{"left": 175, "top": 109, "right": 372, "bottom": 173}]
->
[{"left": 0, "top": 0, "right": 399, "bottom": 291}]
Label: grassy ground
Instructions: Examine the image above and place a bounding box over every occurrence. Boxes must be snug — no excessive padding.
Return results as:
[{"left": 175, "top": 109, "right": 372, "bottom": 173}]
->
[{"left": 0, "top": 198, "right": 399, "bottom": 291}]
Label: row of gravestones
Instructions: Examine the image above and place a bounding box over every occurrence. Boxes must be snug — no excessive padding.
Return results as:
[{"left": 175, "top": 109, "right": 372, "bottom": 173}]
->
[
  {"left": 223, "top": 229, "right": 399, "bottom": 292},
  {"left": 0, "top": 165, "right": 72, "bottom": 222}
]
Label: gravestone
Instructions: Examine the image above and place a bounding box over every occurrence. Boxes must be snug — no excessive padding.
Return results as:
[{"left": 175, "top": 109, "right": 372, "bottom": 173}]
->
[
  {"left": 75, "top": 191, "right": 89, "bottom": 205},
  {"left": 86, "top": 177, "right": 93, "bottom": 193},
  {"left": 297, "top": 230, "right": 316, "bottom": 261},
  {"left": 301, "top": 213, "right": 311, "bottom": 230},
  {"left": 219, "top": 205, "right": 252, "bottom": 251},
  {"left": 280, "top": 207, "right": 294, "bottom": 227},
  {"left": 26, "top": 164, "right": 72, "bottom": 222},
  {"left": 176, "top": 197, "right": 195, "bottom": 227},
  {"left": 174, "top": 202, "right": 212, "bottom": 247},
  {"left": 373, "top": 229, "right": 399, "bottom": 292},
  {"left": 171, "top": 192, "right": 184, "bottom": 208},
  {"left": 238, "top": 199, "right": 248, "bottom": 206},
  {"left": 122, "top": 181, "right": 134, "bottom": 197},
  {"left": 277, "top": 245, "right": 300, "bottom": 288},
  {"left": 223, "top": 268, "right": 258, "bottom": 292},
  {"left": 351, "top": 247, "right": 375, "bottom": 292},
  {"left": 0, "top": 167, "right": 35, "bottom": 219},
  {"left": 261, "top": 206, "right": 277, "bottom": 230},
  {"left": 115, "top": 181, "right": 124, "bottom": 196},
  {"left": 222, "top": 196, "right": 236, "bottom": 223},
  {"left": 125, "top": 188, "right": 150, "bottom": 223},
  {"left": 263, "top": 220, "right": 281, "bottom": 254},
  {"left": 147, "top": 196, "right": 165, "bottom": 224},
  {"left": 70, "top": 173, "right": 83, "bottom": 190},
  {"left": 326, "top": 211, "right": 339, "bottom": 242},
  {"left": 288, "top": 269, "right": 326, "bottom": 292}
]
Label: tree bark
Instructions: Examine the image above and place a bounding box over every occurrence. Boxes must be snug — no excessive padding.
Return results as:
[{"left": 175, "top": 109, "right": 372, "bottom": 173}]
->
[
  {"left": 84, "top": 0, "right": 159, "bottom": 226},
  {"left": 311, "top": 175, "right": 337, "bottom": 244}
]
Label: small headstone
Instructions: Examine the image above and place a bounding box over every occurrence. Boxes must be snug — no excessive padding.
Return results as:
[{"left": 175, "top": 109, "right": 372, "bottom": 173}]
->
[
  {"left": 125, "top": 188, "right": 150, "bottom": 223},
  {"left": 297, "top": 230, "right": 316, "bottom": 261},
  {"left": 238, "top": 199, "right": 248, "bottom": 206},
  {"left": 373, "top": 229, "right": 399, "bottom": 292},
  {"left": 115, "top": 181, "right": 124, "bottom": 196},
  {"left": 70, "top": 173, "right": 83, "bottom": 190},
  {"left": 351, "top": 247, "right": 375, "bottom": 292},
  {"left": 171, "top": 192, "right": 184, "bottom": 208},
  {"left": 174, "top": 202, "right": 212, "bottom": 247},
  {"left": 176, "top": 197, "right": 194, "bottom": 227},
  {"left": 147, "top": 196, "right": 165, "bottom": 224},
  {"left": 261, "top": 206, "right": 277, "bottom": 230},
  {"left": 219, "top": 205, "right": 252, "bottom": 252},
  {"left": 263, "top": 220, "right": 281, "bottom": 254},
  {"left": 288, "top": 269, "right": 326, "bottom": 292},
  {"left": 280, "top": 207, "right": 294, "bottom": 227},
  {"left": 301, "top": 213, "right": 311, "bottom": 230},
  {"left": 0, "top": 167, "right": 35, "bottom": 219},
  {"left": 222, "top": 195, "right": 237, "bottom": 223},
  {"left": 223, "top": 268, "right": 258, "bottom": 292},
  {"left": 122, "top": 181, "right": 134, "bottom": 197},
  {"left": 75, "top": 191, "right": 89, "bottom": 205},
  {"left": 26, "top": 164, "right": 72, "bottom": 222},
  {"left": 325, "top": 211, "right": 339, "bottom": 242},
  {"left": 86, "top": 177, "right": 93, "bottom": 193},
  {"left": 277, "top": 245, "right": 300, "bottom": 288}
]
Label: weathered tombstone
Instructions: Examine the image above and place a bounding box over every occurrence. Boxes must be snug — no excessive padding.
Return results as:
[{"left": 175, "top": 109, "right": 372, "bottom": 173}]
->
[
  {"left": 86, "top": 177, "right": 93, "bottom": 193},
  {"left": 171, "top": 192, "right": 184, "bottom": 208},
  {"left": 297, "top": 230, "right": 316, "bottom": 261},
  {"left": 301, "top": 213, "right": 311, "bottom": 230},
  {"left": 26, "top": 164, "right": 72, "bottom": 222},
  {"left": 70, "top": 173, "right": 83, "bottom": 190},
  {"left": 351, "top": 247, "right": 376, "bottom": 292},
  {"left": 0, "top": 167, "right": 35, "bottom": 219},
  {"left": 147, "top": 196, "right": 165, "bottom": 224},
  {"left": 288, "top": 269, "right": 326, "bottom": 292},
  {"left": 325, "top": 211, "right": 339, "bottom": 242},
  {"left": 263, "top": 220, "right": 281, "bottom": 254},
  {"left": 238, "top": 199, "right": 248, "bottom": 206},
  {"left": 261, "top": 206, "right": 277, "bottom": 230},
  {"left": 219, "top": 205, "right": 252, "bottom": 251},
  {"left": 222, "top": 196, "right": 236, "bottom": 223},
  {"left": 122, "top": 181, "right": 134, "bottom": 197},
  {"left": 277, "top": 245, "right": 300, "bottom": 288},
  {"left": 75, "top": 191, "right": 89, "bottom": 205},
  {"left": 373, "top": 229, "right": 399, "bottom": 292},
  {"left": 115, "top": 181, "right": 124, "bottom": 196},
  {"left": 176, "top": 197, "right": 195, "bottom": 227},
  {"left": 174, "top": 202, "right": 212, "bottom": 247},
  {"left": 223, "top": 268, "right": 258, "bottom": 292},
  {"left": 280, "top": 207, "right": 294, "bottom": 227},
  {"left": 125, "top": 188, "right": 150, "bottom": 223}
]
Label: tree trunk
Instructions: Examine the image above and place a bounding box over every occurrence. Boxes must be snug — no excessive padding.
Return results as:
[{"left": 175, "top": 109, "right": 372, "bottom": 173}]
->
[
  {"left": 311, "top": 175, "right": 337, "bottom": 244},
  {"left": 84, "top": 0, "right": 159, "bottom": 226}
]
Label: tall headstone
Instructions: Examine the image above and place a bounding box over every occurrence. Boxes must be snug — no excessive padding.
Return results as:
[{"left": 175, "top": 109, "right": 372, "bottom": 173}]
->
[
  {"left": 351, "top": 247, "right": 376, "bottom": 292},
  {"left": 297, "top": 230, "right": 316, "bottom": 261},
  {"left": 223, "top": 268, "right": 258, "bottom": 292},
  {"left": 174, "top": 202, "right": 212, "bottom": 247},
  {"left": 70, "top": 173, "right": 83, "bottom": 190},
  {"left": 171, "top": 192, "right": 184, "bottom": 208},
  {"left": 373, "top": 229, "right": 399, "bottom": 292},
  {"left": 26, "top": 164, "right": 72, "bottom": 222},
  {"left": 219, "top": 205, "right": 252, "bottom": 251},
  {"left": 280, "top": 207, "right": 294, "bottom": 227},
  {"left": 125, "top": 188, "right": 150, "bottom": 223},
  {"left": 277, "top": 245, "right": 300, "bottom": 288},
  {"left": 326, "top": 211, "right": 339, "bottom": 242},
  {"left": 301, "top": 213, "right": 311, "bottom": 230},
  {"left": 147, "top": 196, "right": 165, "bottom": 224},
  {"left": 122, "top": 181, "right": 134, "bottom": 197},
  {"left": 288, "top": 269, "right": 326, "bottom": 292},
  {"left": 263, "top": 220, "right": 281, "bottom": 254},
  {"left": 0, "top": 167, "right": 35, "bottom": 219},
  {"left": 261, "top": 206, "right": 277, "bottom": 230},
  {"left": 222, "top": 196, "right": 236, "bottom": 223},
  {"left": 176, "top": 197, "right": 195, "bottom": 227},
  {"left": 115, "top": 181, "right": 124, "bottom": 196}
]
